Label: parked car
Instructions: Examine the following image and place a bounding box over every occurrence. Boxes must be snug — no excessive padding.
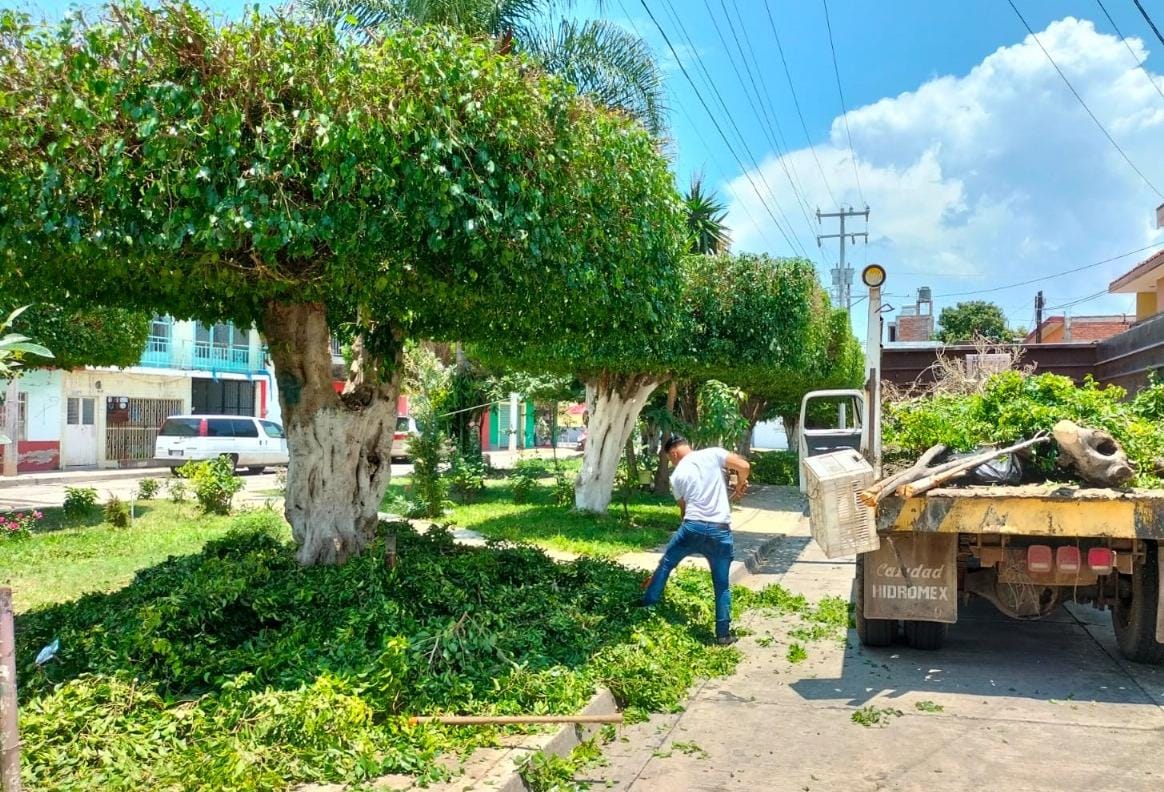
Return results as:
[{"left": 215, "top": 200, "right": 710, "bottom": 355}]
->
[
  {"left": 155, "top": 415, "right": 288, "bottom": 473},
  {"left": 392, "top": 415, "right": 418, "bottom": 461}
]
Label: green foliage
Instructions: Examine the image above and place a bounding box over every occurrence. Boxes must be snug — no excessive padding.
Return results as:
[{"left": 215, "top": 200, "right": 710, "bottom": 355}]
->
[
  {"left": 936, "top": 300, "right": 1018, "bottom": 344},
  {"left": 851, "top": 705, "right": 903, "bottom": 728},
  {"left": 448, "top": 451, "right": 486, "bottom": 503},
  {"left": 103, "top": 496, "right": 131, "bottom": 528},
  {"left": 15, "top": 518, "right": 748, "bottom": 790},
  {"left": 0, "top": 304, "right": 149, "bottom": 369},
  {"left": 167, "top": 477, "right": 189, "bottom": 504},
  {"left": 62, "top": 487, "right": 98, "bottom": 521},
  {"left": 915, "top": 700, "right": 944, "bottom": 713},
  {"left": 510, "top": 461, "right": 545, "bottom": 505},
  {"left": 0, "top": 6, "right": 685, "bottom": 360},
  {"left": 405, "top": 344, "right": 452, "bottom": 518},
  {"left": 553, "top": 465, "right": 576, "bottom": 507},
  {"left": 749, "top": 451, "right": 799, "bottom": 486},
  {"left": 1, "top": 510, "right": 41, "bottom": 540},
  {"left": 520, "top": 738, "right": 603, "bottom": 792},
  {"left": 684, "top": 175, "right": 730, "bottom": 254},
  {"left": 136, "top": 478, "right": 160, "bottom": 500},
  {"left": 178, "top": 457, "right": 244, "bottom": 515},
  {"left": 885, "top": 371, "right": 1164, "bottom": 485},
  {"left": 687, "top": 380, "right": 748, "bottom": 449},
  {"left": 786, "top": 643, "right": 808, "bottom": 663},
  {"left": 0, "top": 305, "right": 53, "bottom": 383}
]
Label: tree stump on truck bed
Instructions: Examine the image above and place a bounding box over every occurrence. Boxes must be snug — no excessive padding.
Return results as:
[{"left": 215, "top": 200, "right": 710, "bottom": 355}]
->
[{"left": 1052, "top": 420, "right": 1134, "bottom": 488}]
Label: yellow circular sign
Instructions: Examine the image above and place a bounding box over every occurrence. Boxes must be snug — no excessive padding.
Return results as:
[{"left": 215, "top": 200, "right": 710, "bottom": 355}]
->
[{"left": 861, "top": 264, "right": 886, "bottom": 288}]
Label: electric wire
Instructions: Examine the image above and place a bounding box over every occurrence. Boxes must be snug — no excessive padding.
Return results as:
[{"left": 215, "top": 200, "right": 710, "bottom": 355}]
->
[
  {"left": 933, "top": 241, "right": 1164, "bottom": 298},
  {"left": 1133, "top": 0, "right": 1164, "bottom": 47},
  {"left": 821, "top": 0, "right": 866, "bottom": 204},
  {"left": 1095, "top": 0, "right": 1164, "bottom": 102},
  {"left": 1007, "top": 0, "right": 1164, "bottom": 199},
  {"left": 763, "top": 0, "right": 838, "bottom": 209},
  {"left": 638, "top": 0, "right": 805, "bottom": 255}
]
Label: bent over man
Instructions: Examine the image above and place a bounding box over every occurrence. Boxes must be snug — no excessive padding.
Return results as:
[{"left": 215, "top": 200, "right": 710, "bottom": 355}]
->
[{"left": 641, "top": 435, "right": 751, "bottom": 645}]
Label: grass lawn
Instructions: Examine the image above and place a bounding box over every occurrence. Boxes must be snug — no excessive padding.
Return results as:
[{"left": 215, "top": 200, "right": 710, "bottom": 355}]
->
[
  {"left": 0, "top": 501, "right": 289, "bottom": 613},
  {"left": 384, "top": 473, "right": 679, "bottom": 557}
]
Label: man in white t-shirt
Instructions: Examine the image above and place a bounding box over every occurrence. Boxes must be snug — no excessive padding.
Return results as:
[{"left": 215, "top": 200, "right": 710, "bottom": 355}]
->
[{"left": 641, "top": 435, "right": 751, "bottom": 645}]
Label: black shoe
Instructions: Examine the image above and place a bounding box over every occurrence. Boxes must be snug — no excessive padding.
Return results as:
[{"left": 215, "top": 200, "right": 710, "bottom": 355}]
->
[{"left": 714, "top": 634, "right": 738, "bottom": 646}]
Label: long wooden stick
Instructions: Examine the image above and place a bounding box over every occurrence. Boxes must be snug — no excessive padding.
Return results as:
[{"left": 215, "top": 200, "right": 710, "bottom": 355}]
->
[
  {"left": 900, "top": 435, "right": 1049, "bottom": 498},
  {"left": 409, "top": 714, "right": 624, "bottom": 726},
  {"left": 859, "top": 444, "right": 946, "bottom": 507},
  {"left": 0, "top": 588, "right": 20, "bottom": 792}
]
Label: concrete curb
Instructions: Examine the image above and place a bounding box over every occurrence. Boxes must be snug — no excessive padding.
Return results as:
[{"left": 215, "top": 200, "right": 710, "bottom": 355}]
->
[
  {"left": 728, "top": 533, "right": 786, "bottom": 585},
  {"left": 0, "top": 467, "right": 171, "bottom": 489}
]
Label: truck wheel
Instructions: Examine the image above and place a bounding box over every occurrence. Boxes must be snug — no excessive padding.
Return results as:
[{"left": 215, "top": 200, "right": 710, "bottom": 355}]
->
[
  {"left": 904, "top": 620, "right": 948, "bottom": 651},
  {"left": 855, "top": 556, "right": 896, "bottom": 647},
  {"left": 1113, "top": 541, "right": 1164, "bottom": 665}
]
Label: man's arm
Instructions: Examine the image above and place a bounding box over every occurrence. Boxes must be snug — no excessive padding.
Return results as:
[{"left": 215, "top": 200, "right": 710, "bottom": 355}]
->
[
  {"left": 725, "top": 452, "right": 751, "bottom": 501},
  {"left": 677, "top": 498, "right": 686, "bottom": 520}
]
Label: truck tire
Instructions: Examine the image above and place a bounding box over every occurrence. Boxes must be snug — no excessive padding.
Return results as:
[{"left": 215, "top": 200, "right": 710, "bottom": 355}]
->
[
  {"left": 1113, "top": 541, "right": 1164, "bottom": 665},
  {"left": 904, "top": 620, "right": 948, "bottom": 651},
  {"left": 855, "top": 555, "right": 896, "bottom": 647}
]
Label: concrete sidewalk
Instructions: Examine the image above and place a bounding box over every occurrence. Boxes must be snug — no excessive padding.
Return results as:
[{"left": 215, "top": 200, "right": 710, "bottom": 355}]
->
[
  {"left": 0, "top": 466, "right": 172, "bottom": 489},
  {"left": 587, "top": 497, "right": 1164, "bottom": 792}
]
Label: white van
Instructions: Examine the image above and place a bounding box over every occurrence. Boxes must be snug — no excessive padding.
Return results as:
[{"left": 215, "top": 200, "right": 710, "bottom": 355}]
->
[{"left": 155, "top": 415, "right": 289, "bottom": 473}]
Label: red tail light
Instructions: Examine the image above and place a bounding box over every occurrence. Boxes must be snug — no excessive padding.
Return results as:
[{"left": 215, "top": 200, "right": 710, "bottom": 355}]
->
[
  {"left": 1087, "top": 548, "right": 1114, "bottom": 575},
  {"left": 1027, "top": 545, "right": 1053, "bottom": 573},
  {"left": 1056, "top": 546, "right": 1081, "bottom": 573}
]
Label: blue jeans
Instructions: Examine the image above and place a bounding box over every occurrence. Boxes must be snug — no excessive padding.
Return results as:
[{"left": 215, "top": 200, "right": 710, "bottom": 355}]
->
[{"left": 641, "top": 520, "right": 735, "bottom": 639}]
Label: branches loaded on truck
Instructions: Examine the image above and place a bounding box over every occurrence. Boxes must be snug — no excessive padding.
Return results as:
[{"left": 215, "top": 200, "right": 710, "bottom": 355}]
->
[{"left": 798, "top": 264, "right": 1164, "bottom": 664}]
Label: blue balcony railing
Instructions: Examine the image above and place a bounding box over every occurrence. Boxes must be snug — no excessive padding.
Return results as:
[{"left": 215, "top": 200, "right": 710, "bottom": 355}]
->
[
  {"left": 193, "top": 342, "right": 253, "bottom": 373},
  {"left": 140, "top": 335, "right": 172, "bottom": 368}
]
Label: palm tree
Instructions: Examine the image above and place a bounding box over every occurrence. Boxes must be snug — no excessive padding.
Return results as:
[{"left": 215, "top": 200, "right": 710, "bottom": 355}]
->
[
  {"left": 684, "top": 175, "right": 731, "bottom": 255},
  {"left": 310, "top": 0, "right": 666, "bottom": 135}
]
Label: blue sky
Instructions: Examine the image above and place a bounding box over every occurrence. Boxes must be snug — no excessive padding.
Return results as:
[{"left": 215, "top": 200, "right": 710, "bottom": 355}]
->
[{"left": 15, "top": 1, "right": 1164, "bottom": 336}]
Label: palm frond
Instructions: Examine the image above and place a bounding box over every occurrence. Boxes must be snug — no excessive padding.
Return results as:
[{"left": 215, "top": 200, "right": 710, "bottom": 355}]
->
[
  {"left": 523, "top": 18, "right": 667, "bottom": 135},
  {"left": 307, "top": 0, "right": 549, "bottom": 37}
]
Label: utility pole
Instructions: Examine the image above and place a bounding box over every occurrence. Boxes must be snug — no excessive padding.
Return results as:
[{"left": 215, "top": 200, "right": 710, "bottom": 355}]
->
[
  {"left": 817, "top": 206, "right": 869, "bottom": 312},
  {"left": 1035, "top": 291, "right": 1045, "bottom": 344}
]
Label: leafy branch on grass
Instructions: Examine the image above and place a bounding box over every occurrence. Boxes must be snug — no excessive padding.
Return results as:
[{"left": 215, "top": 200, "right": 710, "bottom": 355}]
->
[{"left": 851, "top": 705, "right": 904, "bottom": 728}]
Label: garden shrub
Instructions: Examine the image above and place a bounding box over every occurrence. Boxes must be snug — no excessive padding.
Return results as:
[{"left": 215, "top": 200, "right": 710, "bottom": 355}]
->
[
  {"left": 448, "top": 452, "right": 486, "bottom": 503},
  {"left": 136, "top": 478, "right": 160, "bottom": 500},
  {"left": 510, "top": 467, "right": 541, "bottom": 504},
  {"left": 13, "top": 517, "right": 805, "bottom": 791},
  {"left": 177, "top": 457, "right": 243, "bottom": 515},
  {"left": 1, "top": 510, "right": 41, "bottom": 540},
  {"left": 167, "top": 478, "right": 188, "bottom": 503},
  {"left": 552, "top": 466, "right": 575, "bottom": 508},
  {"left": 749, "top": 451, "right": 799, "bottom": 486},
  {"left": 103, "top": 496, "right": 131, "bottom": 528},
  {"left": 62, "top": 487, "right": 98, "bottom": 521}
]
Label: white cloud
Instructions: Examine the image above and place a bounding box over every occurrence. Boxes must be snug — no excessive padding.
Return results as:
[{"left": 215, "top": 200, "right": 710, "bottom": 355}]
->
[{"left": 722, "top": 17, "right": 1164, "bottom": 329}]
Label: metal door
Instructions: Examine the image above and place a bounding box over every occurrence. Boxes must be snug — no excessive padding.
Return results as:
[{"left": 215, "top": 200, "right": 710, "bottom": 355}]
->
[{"left": 63, "top": 397, "right": 97, "bottom": 467}]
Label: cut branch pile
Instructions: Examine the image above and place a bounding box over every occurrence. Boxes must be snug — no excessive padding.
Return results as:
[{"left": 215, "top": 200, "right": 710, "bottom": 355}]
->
[{"left": 858, "top": 434, "right": 1050, "bottom": 506}]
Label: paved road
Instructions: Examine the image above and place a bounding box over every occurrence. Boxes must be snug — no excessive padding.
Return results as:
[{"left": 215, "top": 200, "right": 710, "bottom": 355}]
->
[{"left": 594, "top": 489, "right": 1164, "bottom": 792}]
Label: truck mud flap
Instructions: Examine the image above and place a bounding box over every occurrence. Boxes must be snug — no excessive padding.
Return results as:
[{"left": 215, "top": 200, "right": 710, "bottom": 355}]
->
[{"left": 864, "top": 534, "right": 958, "bottom": 623}]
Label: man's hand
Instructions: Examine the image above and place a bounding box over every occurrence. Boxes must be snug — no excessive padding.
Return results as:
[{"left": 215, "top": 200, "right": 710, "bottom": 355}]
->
[{"left": 725, "top": 452, "right": 751, "bottom": 502}]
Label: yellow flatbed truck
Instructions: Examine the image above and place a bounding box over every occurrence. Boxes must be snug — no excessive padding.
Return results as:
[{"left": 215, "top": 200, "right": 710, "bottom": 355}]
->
[{"left": 800, "top": 265, "right": 1164, "bottom": 664}]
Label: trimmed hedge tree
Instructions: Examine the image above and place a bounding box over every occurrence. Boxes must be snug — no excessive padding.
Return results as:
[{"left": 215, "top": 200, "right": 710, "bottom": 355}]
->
[
  {"left": 0, "top": 4, "right": 684, "bottom": 563},
  {"left": 2, "top": 304, "right": 150, "bottom": 370}
]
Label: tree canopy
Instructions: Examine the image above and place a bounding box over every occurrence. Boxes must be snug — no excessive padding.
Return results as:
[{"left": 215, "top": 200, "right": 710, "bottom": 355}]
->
[
  {"left": 1, "top": 304, "right": 150, "bottom": 370},
  {"left": 936, "top": 301, "right": 1016, "bottom": 344},
  {"left": 0, "top": 2, "right": 685, "bottom": 562}
]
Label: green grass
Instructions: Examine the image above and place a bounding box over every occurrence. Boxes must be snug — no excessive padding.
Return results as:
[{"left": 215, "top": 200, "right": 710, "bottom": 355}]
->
[
  {"left": 0, "top": 502, "right": 288, "bottom": 613},
  {"left": 385, "top": 475, "right": 678, "bottom": 557}
]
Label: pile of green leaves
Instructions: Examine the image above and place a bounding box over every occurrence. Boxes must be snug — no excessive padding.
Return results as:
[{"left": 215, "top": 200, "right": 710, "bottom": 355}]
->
[
  {"left": 16, "top": 514, "right": 747, "bottom": 790},
  {"left": 884, "top": 372, "right": 1164, "bottom": 486},
  {"left": 749, "top": 451, "right": 799, "bottom": 486}
]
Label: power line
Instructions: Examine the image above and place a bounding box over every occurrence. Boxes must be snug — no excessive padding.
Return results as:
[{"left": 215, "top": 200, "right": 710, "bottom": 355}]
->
[
  {"left": 1006, "top": 0, "right": 1164, "bottom": 199},
  {"left": 763, "top": 0, "right": 838, "bottom": 208},
  {"left": 932, "top": 240, "right": 1164, "bottom": 298},
  {"left": 821, "top": 0, "right": 866, "bottom": 204},
  {"left": 1045, "top": 289, "right": 1111, "bottom": 312},
  {"left": 1133, "top": 0, "right": 1164, "bottom": 47},
  {"left": 695, "top": 0, "right": 813, "bottom": 256},
  {"left": 710, "top": 0, "right": 819, "bottom": 243},
  {"left": 635, "top": 0, "right": 804, "bottom": 255},
  {"left": 1095, "top": 0, "right": 1164, "bottom": 103}
]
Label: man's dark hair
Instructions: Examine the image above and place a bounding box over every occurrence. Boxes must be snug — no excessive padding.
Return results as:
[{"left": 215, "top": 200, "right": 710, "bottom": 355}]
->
[{"left": 662, "top": 435, "right": 690, "bottom": 453}]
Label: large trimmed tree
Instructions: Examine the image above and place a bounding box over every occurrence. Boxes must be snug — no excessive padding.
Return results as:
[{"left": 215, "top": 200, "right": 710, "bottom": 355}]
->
[
  {"left": 0, "top": 304, "right": 149, "bottom": 370},
  {"left": 0, "top": 4, "right": 684, "bottom": 563}
]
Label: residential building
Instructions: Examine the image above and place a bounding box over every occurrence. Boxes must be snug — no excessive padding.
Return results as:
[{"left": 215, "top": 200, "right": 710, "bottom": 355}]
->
[
  {"left": 1109, "top": 248, "right": 1164, "bottom": 321},
  {"left": 5, "top": 317, "right": 276, "bottom": 472},
  {"left": 1023, "top": 314, "right": 1134, "bottom": 344},
  {"left": 887, "top": 287, "right": 935, "bottom": 343}
]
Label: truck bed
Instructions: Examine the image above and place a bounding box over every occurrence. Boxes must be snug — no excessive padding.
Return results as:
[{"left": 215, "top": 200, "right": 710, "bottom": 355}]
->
[{"left": 877, "top": 484, "right": 1164, "bottom": 539}]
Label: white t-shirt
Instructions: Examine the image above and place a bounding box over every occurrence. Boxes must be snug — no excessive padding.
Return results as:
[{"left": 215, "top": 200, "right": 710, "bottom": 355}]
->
[{"left": 670, "top": 447, "right": 731, "bottom": 525}]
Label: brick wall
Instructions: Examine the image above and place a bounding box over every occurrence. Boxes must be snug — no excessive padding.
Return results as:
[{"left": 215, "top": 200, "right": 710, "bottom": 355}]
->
[{"left": 894, "top": 314, "right": 934, "bottom": 342}]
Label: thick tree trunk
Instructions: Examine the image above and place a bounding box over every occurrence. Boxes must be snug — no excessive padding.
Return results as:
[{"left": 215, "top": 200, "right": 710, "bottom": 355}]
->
[
  {"left": 653, "top": 380, "right": 678, "bottom": 495},
  {"left": 738, "top": 396, "right": 768, "bottom": 456},
  {"left": 575, "top": 372, "right": 659, "bottom": 514},
  {"left": 264, "top": 301, "right": 401, "bottom": 566},
  {"left": 781, "top": 414, "right": 800, "bottom": 452}
]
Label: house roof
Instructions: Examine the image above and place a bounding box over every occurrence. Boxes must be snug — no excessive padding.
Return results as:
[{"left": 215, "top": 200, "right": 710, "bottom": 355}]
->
[
  {"left": 1022, "top": 314, "right": 1133, "bottom": 344},
  {"left": 1110, "top": 249, "right": 1164, "bottom": 293}
]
